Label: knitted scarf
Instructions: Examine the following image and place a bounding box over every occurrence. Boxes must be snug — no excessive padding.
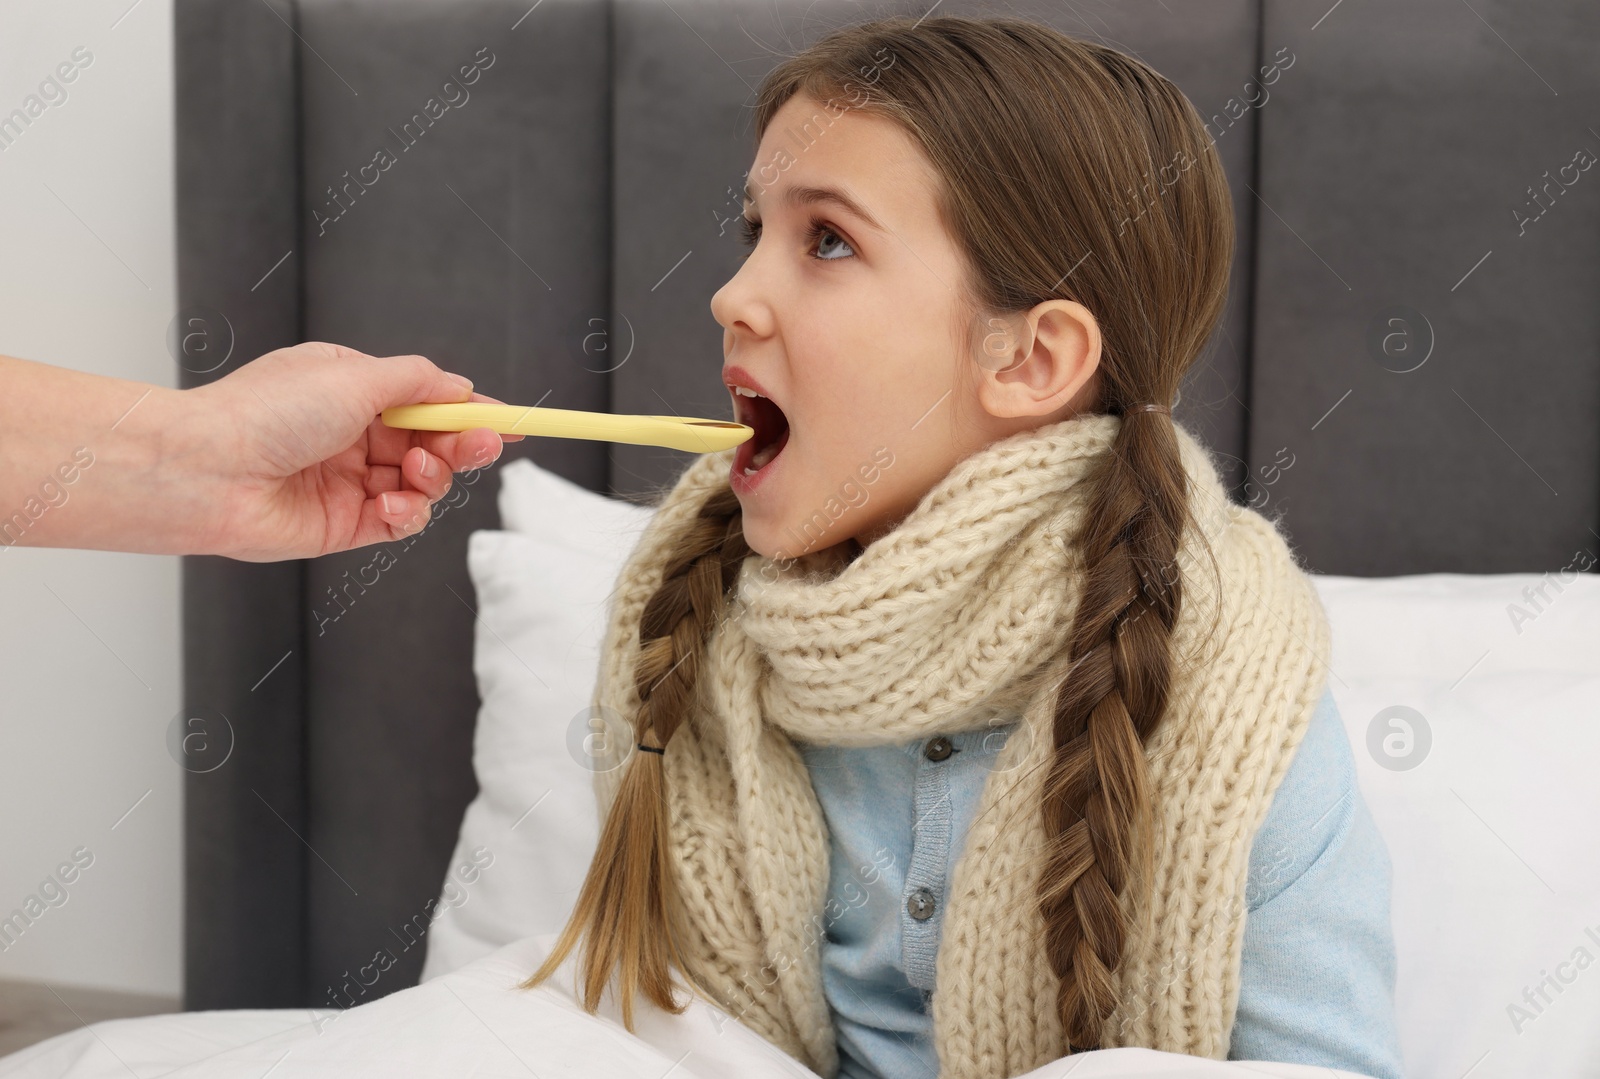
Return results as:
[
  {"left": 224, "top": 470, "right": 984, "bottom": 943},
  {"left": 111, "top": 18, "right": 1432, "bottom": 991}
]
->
[{"left": 590, "top": 411, "right": 1332, "bottom": 1079}]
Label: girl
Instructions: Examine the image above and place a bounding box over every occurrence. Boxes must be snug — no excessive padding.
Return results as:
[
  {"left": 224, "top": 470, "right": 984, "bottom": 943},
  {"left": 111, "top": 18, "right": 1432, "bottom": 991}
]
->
[{"left": 523, "top": 15, "right": 1403, "bottom": 1079}]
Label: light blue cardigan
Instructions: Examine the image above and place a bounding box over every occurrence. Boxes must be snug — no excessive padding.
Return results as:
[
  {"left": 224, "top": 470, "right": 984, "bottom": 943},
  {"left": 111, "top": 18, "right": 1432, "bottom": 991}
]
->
[{"left": 794, "top": 686, "right": 1407, "bottom": 1079}]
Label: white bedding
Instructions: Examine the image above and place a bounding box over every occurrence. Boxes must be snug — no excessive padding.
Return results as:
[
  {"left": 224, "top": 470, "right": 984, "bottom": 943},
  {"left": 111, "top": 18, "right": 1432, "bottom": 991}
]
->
[{"left": 0, "top": 932, "right": 1378, "bottom": 1078}]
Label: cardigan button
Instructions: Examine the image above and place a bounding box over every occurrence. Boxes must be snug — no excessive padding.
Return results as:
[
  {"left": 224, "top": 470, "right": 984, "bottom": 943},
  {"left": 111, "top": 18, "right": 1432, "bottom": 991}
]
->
[
  {"left": 924, "top": 736, "right": 954, "bottom": 762},
  {"left": 907, "top": 887, "right": 937, "bottom": 921}
]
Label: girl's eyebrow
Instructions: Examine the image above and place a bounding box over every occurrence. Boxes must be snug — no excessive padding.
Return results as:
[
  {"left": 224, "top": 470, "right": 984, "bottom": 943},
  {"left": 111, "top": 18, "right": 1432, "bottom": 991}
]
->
[{"left": 742, "top": 180, "right": 886, "bottom": 233}]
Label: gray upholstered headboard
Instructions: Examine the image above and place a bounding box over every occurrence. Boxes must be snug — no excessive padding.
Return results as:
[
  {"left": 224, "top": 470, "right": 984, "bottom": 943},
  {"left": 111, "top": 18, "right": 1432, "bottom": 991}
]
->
[{"left": 175, "top": 0, "right": 1599, "bottom": 1010}]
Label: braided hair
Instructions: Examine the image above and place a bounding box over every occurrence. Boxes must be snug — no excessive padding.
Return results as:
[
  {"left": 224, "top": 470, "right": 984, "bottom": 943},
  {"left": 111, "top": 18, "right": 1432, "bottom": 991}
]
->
[{"left": 518, "top": 486, "right": 748, "bottom": 1029}]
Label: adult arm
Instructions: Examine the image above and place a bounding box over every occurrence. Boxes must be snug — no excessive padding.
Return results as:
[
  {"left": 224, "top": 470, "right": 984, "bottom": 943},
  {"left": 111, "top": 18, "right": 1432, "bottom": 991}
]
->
[{"left": 0, "top": 342, "right": 522, "bottom": 560}]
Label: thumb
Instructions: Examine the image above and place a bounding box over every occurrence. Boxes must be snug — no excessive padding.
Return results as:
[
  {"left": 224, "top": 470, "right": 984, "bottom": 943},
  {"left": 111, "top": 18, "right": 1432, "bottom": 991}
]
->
[{"left": 366, "top": 353, "right": 476, "bottom": 412}]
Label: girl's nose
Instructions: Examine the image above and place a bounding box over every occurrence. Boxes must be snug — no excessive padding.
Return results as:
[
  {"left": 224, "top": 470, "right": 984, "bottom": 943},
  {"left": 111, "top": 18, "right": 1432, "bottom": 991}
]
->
[{"left": 711, "top": 262, "right": 776, "bottom": 340}]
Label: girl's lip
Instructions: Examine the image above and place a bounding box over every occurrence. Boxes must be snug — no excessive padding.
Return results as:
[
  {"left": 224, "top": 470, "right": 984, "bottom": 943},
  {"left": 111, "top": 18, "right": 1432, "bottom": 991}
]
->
[
  {"left": 730, "top": 427, "right": 789, "bottom": 495},
  {"left": 722, "top": 364, "right": 777, "bottom": 405}
]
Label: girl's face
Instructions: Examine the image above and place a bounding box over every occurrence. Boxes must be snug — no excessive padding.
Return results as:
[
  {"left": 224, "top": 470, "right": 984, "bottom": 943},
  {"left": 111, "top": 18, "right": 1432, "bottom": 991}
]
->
[{"left": 712, "top": 92, "right": 1102, "bottom": 561}]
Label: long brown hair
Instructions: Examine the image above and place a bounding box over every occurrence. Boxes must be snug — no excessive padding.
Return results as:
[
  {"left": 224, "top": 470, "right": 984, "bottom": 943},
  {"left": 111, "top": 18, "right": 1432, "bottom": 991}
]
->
[{"left": 521, "top": 13, "right": 1235, "bottom": 1050}]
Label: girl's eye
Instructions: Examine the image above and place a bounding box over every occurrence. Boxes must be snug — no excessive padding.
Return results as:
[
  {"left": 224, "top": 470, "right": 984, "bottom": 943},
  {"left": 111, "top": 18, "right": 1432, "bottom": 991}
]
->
[
  {"left": 808, "top": 219, "right": 855, "bottom": 261},
  {"left": 737, "top": 215, "right": 856, "bottom": 263}
]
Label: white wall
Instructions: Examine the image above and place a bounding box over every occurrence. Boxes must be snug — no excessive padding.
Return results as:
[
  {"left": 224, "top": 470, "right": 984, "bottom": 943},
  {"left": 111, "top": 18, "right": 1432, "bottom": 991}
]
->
[{"left": 0, "top": 0, "right": 181, "bottom": 998}]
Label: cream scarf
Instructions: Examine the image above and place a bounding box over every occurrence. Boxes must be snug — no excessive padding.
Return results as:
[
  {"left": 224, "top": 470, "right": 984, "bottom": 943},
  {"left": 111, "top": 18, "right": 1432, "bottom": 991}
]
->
[{"left": 590, "top": 412, "right": 1332, "bottom": 1079}]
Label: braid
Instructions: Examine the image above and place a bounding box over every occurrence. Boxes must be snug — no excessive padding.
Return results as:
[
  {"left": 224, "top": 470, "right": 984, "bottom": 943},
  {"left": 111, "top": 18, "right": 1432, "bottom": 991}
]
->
[
  {"left": 519, "top": 484, "right": 749, "bottom": 1031},
  {"left": 1038, "top": 406, "right": 1192, "bottom": 1049}
]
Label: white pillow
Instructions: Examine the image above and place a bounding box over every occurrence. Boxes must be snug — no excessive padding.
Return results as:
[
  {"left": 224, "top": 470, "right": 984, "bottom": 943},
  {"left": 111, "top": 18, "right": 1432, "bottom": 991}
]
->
[
  {"left": 419, "top": 459, "right": 654, "bottom": 983},
  {"left": 1311, "top": 572, "right": 1600, "bottom": 1079},
  {"left": 425, "top": 459, "right": 1600, "bottom": 1079}
]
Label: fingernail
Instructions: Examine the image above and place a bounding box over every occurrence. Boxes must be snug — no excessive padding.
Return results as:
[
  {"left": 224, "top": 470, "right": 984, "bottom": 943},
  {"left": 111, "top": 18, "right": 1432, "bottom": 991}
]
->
[
  {"left": 380, "top": 492, "right": 398, "bottom": 515},
  {"left": 418, "top": 450, "right": 437, "bottom": 478},
  {"left": 447, "top": 372, "right": 473, "bottom": 391}
]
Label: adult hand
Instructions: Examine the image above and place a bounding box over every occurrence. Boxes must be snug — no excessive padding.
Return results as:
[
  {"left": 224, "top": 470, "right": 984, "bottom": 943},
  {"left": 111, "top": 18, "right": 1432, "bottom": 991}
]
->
[{"left": 186, "top": 341, "right": 524, "bottom": 561}]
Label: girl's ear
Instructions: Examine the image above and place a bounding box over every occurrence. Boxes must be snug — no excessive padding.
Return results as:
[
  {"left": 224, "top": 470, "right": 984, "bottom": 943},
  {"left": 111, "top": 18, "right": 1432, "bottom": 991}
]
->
[{"left": 974, "top": 299, "right": 1102, "bottom": 421}]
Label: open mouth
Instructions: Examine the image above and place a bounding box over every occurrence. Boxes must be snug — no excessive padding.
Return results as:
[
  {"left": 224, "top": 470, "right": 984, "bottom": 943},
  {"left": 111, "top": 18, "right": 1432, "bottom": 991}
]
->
[{"left": 730, "top": 385, "right": 791, "bottom": 477}]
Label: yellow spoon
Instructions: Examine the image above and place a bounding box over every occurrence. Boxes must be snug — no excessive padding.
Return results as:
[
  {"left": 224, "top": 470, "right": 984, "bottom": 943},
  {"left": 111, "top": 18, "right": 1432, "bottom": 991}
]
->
[{"left": 381, "top": 403, "right": 753, "bottom": 454}]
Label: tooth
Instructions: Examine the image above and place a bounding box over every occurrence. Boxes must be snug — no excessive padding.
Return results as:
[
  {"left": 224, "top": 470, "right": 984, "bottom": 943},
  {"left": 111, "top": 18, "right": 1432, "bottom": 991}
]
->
[
  {"left": 734, "top": 386, "right": 761, "bottom": 398},
  {"left": 750, "top": 442, "right": 779, "bottom": 469}
]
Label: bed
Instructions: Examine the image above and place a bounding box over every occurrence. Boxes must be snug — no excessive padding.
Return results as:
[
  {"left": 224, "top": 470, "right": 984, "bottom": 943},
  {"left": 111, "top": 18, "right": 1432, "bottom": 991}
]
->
[{"left": 6, "top": 456, "right": 1599, "bottom": 1076}]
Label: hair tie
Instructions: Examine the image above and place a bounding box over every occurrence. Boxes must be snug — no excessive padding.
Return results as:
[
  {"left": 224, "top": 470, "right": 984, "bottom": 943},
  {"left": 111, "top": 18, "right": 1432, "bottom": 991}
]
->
[
  {"left": 636, "top": 742, "right": 665, "bottom": 755},
  {"left": 1125, "top": 402, "right": 1171, "bottom": 414}
]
